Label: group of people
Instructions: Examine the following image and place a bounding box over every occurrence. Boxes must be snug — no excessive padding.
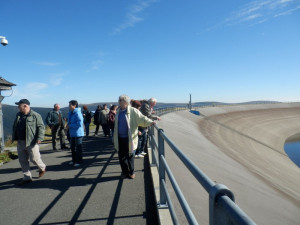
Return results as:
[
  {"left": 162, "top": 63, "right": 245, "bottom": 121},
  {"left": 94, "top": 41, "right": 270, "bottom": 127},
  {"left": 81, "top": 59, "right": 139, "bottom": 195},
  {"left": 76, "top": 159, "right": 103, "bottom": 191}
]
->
[{"left": 11, "top": 95, "right": 161, "bottom": 185}]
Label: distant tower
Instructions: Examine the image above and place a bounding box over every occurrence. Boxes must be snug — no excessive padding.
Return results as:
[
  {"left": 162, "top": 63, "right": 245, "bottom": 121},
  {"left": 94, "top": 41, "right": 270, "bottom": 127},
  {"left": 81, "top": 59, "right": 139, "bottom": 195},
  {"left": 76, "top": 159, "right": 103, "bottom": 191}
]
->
[
  {"left": 189, "top": 93, "right": 192, "bottom": 110},
  {"left": 0, "top": 77, "right": 16, "bottom": 152}
]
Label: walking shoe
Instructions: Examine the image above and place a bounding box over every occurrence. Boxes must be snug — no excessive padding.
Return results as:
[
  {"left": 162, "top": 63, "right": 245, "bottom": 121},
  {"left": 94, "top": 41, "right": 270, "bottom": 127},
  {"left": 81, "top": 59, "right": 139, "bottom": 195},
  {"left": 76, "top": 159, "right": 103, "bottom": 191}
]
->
[
  {"left": 61, "top": 146, "right": 69, "bottom": 150},
  {"left": 121, "top": 174, "right": 129, "bottom": 179},
  {"left": 16, "top": 179, "right": 32, "bottom": 186},
  {"left": 129, "top": 174, "right": 136, "bottom": 179},
  {"left": 74, "top": 163, "right": 81, "bottom": 167},
  {"left": 69, "top": 161, "right": 74, "bottom": 165},
  {"left": 141, "top": 152, "right": 147, "bottom": 156},
  {"left": 136, "top": 154, "right": 144, "bottom": 158},
  {"left": 39, "top": 169, "right": 46, "bottom": 178}
]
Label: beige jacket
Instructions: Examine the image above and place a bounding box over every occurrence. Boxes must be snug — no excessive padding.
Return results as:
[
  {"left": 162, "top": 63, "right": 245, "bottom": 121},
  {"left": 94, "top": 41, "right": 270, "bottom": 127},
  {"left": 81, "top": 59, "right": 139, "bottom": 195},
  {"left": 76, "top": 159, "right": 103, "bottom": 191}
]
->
[{"left": 113, "top": 106, "right": 153, "bottom": 152}]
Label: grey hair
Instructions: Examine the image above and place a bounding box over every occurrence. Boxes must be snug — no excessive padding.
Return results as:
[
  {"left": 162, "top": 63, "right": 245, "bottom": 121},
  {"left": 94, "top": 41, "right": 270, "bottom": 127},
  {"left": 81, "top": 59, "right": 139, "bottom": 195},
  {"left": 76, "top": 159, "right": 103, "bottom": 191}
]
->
[
  {"left": 54, "top": 103, "right": 59, "bottom": 108},
  {"left": 119, "top": 94, "right": 131, "bottom": 105},
  {"left": 148, "top": 98, "right": 157, "bottom": 104}
]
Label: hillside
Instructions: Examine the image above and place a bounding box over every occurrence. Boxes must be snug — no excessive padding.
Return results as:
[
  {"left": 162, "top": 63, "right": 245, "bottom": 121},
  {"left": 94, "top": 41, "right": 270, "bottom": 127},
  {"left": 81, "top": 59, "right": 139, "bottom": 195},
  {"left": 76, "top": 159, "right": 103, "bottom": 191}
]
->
[{"left": 2, "top": 100, "right": 281, "bottom": 140}]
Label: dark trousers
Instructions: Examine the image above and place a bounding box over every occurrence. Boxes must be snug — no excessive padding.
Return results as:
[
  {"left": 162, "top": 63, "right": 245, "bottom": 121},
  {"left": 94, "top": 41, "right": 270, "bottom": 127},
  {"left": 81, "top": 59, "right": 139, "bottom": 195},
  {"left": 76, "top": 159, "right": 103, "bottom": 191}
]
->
[
  {"left": 118, "top": 137, "right": 134, "bottom": 175},
  {"left": 94, "top": 124, "right": 100, "bottom": 135},
  {"left": 102, "top": 124, "right": 110, "bottom": 136},
  {"left": 70, "top": 137, "right": 83, "bottom": 164},
  {"left": 51, "top": 124, "right": 66, "bottom": 149}
]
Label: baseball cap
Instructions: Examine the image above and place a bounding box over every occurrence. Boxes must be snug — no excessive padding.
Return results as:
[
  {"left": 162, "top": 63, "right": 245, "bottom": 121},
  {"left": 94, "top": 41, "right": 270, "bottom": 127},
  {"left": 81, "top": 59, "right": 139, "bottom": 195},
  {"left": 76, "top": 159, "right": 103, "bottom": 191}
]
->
[{"left": 15, "top": 99, "right": 30, "bottom": 106}]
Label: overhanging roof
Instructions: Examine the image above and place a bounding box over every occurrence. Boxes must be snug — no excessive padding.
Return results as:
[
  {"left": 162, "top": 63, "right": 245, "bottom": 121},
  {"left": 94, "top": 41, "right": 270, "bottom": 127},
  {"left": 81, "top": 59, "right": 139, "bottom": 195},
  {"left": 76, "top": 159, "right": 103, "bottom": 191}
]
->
[{"left": 0, "top": 77, "right": 16, "bottom": 90}]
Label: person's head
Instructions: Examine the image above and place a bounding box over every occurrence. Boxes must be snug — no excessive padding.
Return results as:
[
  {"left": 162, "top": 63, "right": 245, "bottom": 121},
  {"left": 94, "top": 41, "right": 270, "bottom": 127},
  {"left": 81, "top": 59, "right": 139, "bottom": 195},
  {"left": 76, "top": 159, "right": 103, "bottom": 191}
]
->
[
  {"left": 131, "top": 100, "right": 142, "bottom": 109},
  {"left": 110, "top": 105, "right": 117, "bottom": 111},
  {"left": 69, "top": 100, "right": 78, "bottom": 111},
  {"left": 97, "top": 105, "right": 101, "bottom": 109},
  {"left": 54, "top": 103, "right": 60, "bottom": 111},
  {"left": 83, "top": 105, "right": 88, "bottom": 110},
  {"left": 103, "top": 104, "right": 107, "bottom": 109},
  {"left": 118, "top": 94, "right": 130, "bottom": 110},
  {"left": 15, "top": 99, "right": 31, "bottom": 115},
  {"left": 149, "top": 98, "right": 157, "bottom": 108}
]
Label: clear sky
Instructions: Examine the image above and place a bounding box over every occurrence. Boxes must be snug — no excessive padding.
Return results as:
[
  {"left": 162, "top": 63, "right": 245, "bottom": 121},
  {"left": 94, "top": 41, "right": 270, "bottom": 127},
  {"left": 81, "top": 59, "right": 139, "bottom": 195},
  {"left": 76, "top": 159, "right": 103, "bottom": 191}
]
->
[{"left": 0, "top": 0, "right": 299, "bottom": 107}]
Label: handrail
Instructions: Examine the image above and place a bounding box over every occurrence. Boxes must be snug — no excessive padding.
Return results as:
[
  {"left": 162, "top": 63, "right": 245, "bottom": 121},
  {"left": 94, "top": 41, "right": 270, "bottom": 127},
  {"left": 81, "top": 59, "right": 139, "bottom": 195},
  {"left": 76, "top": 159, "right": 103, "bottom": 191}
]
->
[{"left": 148, "top": 109, "right": 257, "bottom": 225}]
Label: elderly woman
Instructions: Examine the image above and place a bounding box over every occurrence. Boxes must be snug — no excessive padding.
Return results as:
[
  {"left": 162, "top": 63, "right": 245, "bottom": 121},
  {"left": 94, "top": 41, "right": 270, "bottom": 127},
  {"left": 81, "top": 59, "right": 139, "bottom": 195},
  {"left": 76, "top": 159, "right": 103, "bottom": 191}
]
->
[{"left": 114, "top": 94, "right": 155, "bottom": 179}]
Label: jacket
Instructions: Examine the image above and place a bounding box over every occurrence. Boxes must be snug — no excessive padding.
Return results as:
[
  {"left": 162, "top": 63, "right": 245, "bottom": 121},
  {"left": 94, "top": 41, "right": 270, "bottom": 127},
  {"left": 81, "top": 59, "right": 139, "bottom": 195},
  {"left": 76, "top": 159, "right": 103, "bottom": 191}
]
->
[
  {"left": 93, "top": 109, "right": 101, "bottom": 125},
  {"left": 82, "top": 110, "right": 92, "bottom": 123},
  {"left": 100, "top": 108, "right": 109, "bottom": 124},
  {"left": 68, "top": 107, "right": 84, "bottom": 137},
  {"left": 108, "top": 110, "right": 116, "bottom": 129},
  {"left": 140, "top": 100, "right": 159, "bottom": 120},
  {"left": 46, "top": 109, "right": 65, "bottom": 127},
  {"left": 113, "top": 106, "right": 153, "bottom": 152},
  {"left": 12, "top": 109, "right": 45, "bottom": 147}
]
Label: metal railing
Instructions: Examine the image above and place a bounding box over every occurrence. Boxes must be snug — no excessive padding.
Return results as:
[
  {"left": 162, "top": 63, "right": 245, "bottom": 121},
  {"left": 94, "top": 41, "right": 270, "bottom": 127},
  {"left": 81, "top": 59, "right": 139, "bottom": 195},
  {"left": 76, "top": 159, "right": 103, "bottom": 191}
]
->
[
  {"left": 148, "top": 107, "right": 257, "bottom": 225},
  {"left": 154, "top": 106, "right": 188, "bottom": 116}
]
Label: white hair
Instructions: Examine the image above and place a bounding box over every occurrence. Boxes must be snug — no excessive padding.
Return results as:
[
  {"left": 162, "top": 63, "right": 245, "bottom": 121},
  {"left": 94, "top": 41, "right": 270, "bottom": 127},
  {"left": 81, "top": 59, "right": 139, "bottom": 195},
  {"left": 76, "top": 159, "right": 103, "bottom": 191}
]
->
[
  {"left": 148, "top": 98, "right": 157, "bottom": 104},
  {"left": 119, "top": 94, "right": 131, "bottom": 105}
]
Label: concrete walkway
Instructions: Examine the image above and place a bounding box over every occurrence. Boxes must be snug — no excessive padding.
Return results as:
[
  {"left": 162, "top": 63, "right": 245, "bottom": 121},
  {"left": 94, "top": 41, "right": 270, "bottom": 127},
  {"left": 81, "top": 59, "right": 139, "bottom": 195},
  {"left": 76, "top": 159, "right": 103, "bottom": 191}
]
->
[{"left": 0, "top": 133, "right": 158, "bottom": 225}]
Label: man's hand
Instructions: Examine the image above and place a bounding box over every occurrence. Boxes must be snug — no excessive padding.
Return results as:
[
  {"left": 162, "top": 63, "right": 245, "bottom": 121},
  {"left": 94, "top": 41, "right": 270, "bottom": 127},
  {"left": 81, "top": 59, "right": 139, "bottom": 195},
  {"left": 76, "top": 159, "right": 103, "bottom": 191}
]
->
[
  {"left": 157, "top": 117, "right": 161, "bottom": 121},
  {"left": 37, "top": 140, "right": 42, "bottom": 144}
]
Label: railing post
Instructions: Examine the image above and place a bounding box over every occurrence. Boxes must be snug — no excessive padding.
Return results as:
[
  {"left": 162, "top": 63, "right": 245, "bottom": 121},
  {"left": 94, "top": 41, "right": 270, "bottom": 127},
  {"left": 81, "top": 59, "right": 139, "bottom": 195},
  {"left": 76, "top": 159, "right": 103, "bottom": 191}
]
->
[
  {"left": 209, "top": 184, "right": 235, "bottom": 225},
  {"left": 158, "top": 128, "right": 167, "bottom": 207},
  {"left": 149, "top": 125, "right": 156, "bottom": 166}
]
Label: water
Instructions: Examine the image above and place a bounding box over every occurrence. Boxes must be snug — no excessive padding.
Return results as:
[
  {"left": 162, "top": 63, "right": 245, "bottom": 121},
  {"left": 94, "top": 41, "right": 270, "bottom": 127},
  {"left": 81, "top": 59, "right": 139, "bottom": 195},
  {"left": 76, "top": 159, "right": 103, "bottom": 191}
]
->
[{"left": 284, "top": 134, "right": 300, "bottom": 168}]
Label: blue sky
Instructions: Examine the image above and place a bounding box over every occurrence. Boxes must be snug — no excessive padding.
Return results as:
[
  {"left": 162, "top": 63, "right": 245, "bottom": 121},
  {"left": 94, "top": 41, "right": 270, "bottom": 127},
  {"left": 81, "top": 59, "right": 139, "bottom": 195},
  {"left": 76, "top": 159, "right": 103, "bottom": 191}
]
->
[{"left": 0, "top": 0, "right": 299, "bottom": 107}]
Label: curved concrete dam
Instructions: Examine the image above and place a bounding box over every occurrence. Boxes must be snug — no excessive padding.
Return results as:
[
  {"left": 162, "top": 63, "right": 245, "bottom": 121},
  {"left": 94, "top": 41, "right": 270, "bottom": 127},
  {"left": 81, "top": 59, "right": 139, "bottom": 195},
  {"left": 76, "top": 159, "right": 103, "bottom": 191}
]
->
[{"left": 158, "top": 103, "right": 300, "bottom": 225}]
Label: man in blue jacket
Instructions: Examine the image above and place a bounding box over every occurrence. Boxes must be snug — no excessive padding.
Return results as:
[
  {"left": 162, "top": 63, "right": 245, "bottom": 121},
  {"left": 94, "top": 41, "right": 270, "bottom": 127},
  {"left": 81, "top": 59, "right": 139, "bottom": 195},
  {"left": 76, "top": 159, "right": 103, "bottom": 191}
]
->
[{"left": 67, "top": 100, "right": 84, "bottom": 166}]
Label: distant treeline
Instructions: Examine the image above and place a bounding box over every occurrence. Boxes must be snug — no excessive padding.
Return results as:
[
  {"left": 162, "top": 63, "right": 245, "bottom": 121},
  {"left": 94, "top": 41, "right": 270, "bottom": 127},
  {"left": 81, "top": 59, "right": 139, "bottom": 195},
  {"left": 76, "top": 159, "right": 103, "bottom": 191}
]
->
[{"left": 2, "top": 100, "right": 280, "bottom": 140}]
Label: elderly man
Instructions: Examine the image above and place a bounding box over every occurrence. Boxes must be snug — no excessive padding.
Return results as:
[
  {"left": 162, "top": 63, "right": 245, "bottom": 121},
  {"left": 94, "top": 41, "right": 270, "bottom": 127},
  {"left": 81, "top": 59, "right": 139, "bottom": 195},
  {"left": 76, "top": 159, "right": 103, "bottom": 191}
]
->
[
  {"left": 114, "top": 95, "right": 155, "bottom": 179},
  {"left": 140, "top": 97, "right": 161, "bottom": 121},
  {"left": 46, "top": 103, "right": 68, "bottom": 151},
  {"left": 12, "top": 99, "right": 46, "bottom": 186},
  {"left": 135, "top": 97, "right": 161, "bottom": 157}
]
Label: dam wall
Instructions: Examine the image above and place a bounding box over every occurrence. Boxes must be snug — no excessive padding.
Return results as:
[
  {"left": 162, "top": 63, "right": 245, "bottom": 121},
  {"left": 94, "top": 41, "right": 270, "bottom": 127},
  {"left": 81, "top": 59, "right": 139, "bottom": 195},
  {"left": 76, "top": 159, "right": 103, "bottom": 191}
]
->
[{"left": 158, "top": 103, "right": 300, "bottom": 225}]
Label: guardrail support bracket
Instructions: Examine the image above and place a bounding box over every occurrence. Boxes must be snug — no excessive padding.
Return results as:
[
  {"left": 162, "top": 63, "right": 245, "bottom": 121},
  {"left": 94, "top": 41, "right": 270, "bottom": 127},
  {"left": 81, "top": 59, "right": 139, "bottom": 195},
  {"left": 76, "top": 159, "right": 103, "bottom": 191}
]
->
[
  {"left": 209, "top": 184, "right": 235, "bottom": 225},
  {"left": 157, "top": 202, "right": 169, "bottom": 209}
]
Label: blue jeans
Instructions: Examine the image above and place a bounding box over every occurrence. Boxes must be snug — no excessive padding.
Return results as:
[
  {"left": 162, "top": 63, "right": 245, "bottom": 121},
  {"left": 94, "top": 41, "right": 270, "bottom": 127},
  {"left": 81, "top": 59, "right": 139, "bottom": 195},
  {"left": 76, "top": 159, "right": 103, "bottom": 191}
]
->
[
  {"left": 136, "top": 129, "right": 147, "bottom": 155},
  {"left": 84, "top": 122, "right": 90, "bottom": 136},
  {"left": 70, "top": 137, "right": 83, "bottom": 164}
]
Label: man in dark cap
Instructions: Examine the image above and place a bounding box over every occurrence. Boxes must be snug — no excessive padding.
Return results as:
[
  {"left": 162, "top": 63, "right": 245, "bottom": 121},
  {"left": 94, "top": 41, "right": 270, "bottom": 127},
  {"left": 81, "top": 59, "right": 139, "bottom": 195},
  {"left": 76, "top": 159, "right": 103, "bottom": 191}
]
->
[{"left": 12, "top": 99, "right": 46, "bottom": 185}]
